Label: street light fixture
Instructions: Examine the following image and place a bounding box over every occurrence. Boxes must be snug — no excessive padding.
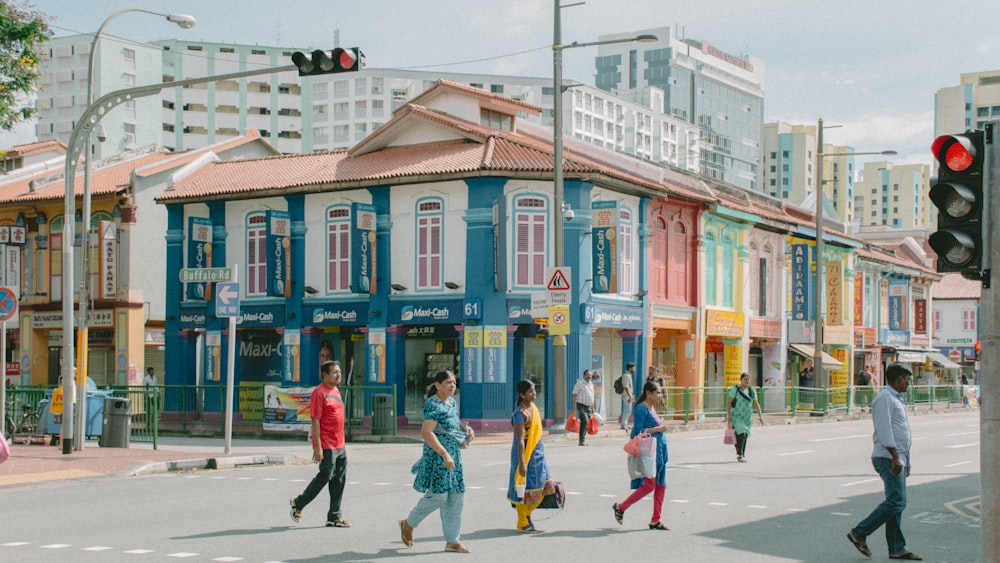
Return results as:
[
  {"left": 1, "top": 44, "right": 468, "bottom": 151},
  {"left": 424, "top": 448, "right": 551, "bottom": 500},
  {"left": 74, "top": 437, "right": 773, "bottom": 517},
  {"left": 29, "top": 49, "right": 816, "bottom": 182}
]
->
[
  {"left": 63, "top": 8, "right": 196, "bottom": 453},
  {"left": 551, "top": 0, "right": 657, "bottom": 424},
  {"left": 812, "top": 117, "right": 896, "bottom": 395}
]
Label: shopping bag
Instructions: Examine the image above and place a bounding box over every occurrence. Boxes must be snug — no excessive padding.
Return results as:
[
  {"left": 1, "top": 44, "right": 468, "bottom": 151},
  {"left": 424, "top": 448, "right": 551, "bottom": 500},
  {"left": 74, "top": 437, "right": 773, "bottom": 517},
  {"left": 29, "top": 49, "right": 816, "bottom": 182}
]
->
[
  {"left": 723, "top": 427, "right": 737, "bottom": 445},
  {"left": 538, "top": 481, "right": 565, "bottom": 509},
  {"left": 627, "top": 446, "right": 656, "bottom": 479},
  {"left": 587, "top": 415, "right": 599, "bottom": 435},
  {"left": 637, "top": 434, "right": 656, "bottom": 458},
  {"left": 0, "top": 433, "right": 10, "bottom": 464},
  {"left": 565, "top": 411, "right": 580, "bottom": 433},
  {"left": 623, "top": 434, "right": 643, "bottom": 456}
]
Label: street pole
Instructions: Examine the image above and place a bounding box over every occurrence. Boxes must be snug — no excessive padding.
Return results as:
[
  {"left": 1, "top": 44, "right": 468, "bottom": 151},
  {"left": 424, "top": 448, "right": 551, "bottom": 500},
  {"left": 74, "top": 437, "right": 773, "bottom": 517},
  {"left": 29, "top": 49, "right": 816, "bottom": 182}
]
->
[
  {"left": 74, "top": 8, "right": 196, "bottom": 450},
  {"left": 814, "top": 119, "right": 825, "bottom": 390},
  {"left": 980, "top": 120, "right": 999, "bottom": 562},
  {"left": 552, "top": 0, "right": 568, "bottom": 426},
  {"left": 60, "top": 64, "right": 294, "bottom": 454}
]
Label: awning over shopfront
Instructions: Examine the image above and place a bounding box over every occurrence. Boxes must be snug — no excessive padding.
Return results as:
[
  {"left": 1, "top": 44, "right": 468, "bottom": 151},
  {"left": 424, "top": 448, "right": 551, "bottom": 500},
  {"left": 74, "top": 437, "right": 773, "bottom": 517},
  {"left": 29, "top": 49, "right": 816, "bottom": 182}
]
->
[
  {"left": 788, "top": 344, "right": 844, "bottom": 370},
  {"left": 926, "top": 351, "right": 962, "bottom": 369},
  {"left": 894, "top": 348, "right": 926, "bottom": 364}
]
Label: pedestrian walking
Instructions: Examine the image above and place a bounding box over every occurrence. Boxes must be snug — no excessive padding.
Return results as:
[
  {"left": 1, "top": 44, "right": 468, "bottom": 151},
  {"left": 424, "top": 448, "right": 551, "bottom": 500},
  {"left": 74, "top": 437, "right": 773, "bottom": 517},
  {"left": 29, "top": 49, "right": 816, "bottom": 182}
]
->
[
  {"left": 612, "top": 380, "right": 670, "bottom": 530},
  {"left": 289, "top": 360, "right": 351, "bottom": 528},
  {"left": 507, "top": 379, "right": 554, "bottom": 534},
  {"left": 571, "top": 370, "right": 595, "bottom": 446},
  {"left": 847, "top": 362, "right": 922, "bottom": 561},
  {"left": 143, "top": 367, "right": 159, "bottom": 419},
  {"left": 726, "top": 372, "right": 764, "bottom": 462},
  {"left": 646, "top": 366, "right": 666, "bottom": 411},
  {"left": 399, "top": 370, "right": 474, "bottom": 554},
  {"left": 855, "top": 368, "right": 873, "bottom": 412},
  {"left": 619, "top": 362, "right": 635, "bottom": 430}
]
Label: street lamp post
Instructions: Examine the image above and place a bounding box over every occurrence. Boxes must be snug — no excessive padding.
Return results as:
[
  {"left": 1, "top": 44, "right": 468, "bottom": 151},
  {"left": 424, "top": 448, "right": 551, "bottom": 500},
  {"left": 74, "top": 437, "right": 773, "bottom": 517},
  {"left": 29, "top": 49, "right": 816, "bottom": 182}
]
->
[
  {"left": 551, "top": 0, "right": 656, "bottom": 423},
  {"left": 68, "top": 8, "right": 195, "bottom": 452},
  {"left": 812, "top": 118, "right": 895, "bottom": 400}
]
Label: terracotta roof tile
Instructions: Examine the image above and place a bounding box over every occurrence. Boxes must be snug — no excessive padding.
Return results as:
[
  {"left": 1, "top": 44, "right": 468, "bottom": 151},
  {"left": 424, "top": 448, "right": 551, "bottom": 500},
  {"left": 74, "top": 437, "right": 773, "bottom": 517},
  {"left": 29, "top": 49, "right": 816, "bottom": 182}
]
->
[
  {"left": 933, "top": 273, "right": 981, "bottom": 299},
  {"left": 0, "top": 152, "right": 172, "bottom": 204}
]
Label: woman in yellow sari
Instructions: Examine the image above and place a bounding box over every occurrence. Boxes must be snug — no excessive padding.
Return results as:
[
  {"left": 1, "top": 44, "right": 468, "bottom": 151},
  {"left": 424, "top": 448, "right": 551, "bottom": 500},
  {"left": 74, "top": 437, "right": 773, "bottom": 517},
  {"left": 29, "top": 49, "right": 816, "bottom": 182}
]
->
[{"left": 507, "top": 379, "right": 554, "bottom": 534}]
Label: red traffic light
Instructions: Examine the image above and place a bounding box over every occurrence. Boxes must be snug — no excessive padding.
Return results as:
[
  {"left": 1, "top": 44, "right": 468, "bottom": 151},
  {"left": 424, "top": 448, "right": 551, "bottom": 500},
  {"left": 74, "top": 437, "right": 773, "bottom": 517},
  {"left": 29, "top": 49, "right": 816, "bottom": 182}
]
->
[{"left": 931, "top": 134, "right": 977, "bottom": 172}]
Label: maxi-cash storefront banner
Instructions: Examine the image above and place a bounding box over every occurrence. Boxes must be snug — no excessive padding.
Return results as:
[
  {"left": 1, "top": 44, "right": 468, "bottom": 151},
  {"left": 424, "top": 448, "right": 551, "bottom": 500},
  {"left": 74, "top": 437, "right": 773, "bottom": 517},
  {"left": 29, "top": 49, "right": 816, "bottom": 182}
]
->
[{"left": 262, "top": 385, "right": 311, "bottom": 432}]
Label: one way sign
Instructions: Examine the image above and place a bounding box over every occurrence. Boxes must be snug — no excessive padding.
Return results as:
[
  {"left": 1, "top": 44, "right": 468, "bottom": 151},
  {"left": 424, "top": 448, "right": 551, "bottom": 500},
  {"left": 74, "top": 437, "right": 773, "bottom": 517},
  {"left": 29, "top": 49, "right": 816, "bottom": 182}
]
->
[{"left": 216, "top": 282, "right": 240, "bottom": 318}]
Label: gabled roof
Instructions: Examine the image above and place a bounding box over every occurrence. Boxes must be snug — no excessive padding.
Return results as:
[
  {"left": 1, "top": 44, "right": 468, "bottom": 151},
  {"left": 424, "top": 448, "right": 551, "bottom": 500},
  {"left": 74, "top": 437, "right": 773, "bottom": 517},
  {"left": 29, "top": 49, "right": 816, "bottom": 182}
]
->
[
  {"left": 405, "top": 79, "right": 542, "bottom": 116},
  {"left": 158, "top": 102, "right": 669, "bottom": 203},
  {"left": 933, "top": 273, "right": 981, "bottom": 299},
  {"left": 0, "top": 132, "right": 274, "bottom": 205},
  {"left": 2, "top": 139, "right": 67, "bottom": 158}
]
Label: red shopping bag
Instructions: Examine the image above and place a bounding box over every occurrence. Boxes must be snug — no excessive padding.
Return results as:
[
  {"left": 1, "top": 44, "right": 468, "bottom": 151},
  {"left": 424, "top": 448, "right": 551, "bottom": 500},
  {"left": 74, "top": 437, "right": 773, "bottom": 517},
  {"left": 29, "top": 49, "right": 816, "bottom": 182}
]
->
[
  {"left": 587, "top": 414, "right": 599, "bottom": 435},
  {"left": 565, "top": 411, "right": 580, "bottom": 433}
]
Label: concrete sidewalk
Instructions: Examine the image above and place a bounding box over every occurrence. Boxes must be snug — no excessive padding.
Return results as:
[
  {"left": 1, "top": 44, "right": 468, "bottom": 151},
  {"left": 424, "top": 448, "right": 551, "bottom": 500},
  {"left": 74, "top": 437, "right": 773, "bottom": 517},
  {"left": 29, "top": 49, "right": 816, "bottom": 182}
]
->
[{"left": 2, "top": 406, "right": 962, "bottom": 488}]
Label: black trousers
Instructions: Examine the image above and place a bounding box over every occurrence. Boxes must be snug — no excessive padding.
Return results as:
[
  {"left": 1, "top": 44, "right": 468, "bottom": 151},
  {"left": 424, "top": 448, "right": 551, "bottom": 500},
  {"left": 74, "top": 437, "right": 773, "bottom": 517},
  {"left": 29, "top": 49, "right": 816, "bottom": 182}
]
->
[
  {"left": 295, "top": 447, "right": 348, "bottom": 520},
  {"left": 734, "top": 432, "right": 748, "bottom": 457}
]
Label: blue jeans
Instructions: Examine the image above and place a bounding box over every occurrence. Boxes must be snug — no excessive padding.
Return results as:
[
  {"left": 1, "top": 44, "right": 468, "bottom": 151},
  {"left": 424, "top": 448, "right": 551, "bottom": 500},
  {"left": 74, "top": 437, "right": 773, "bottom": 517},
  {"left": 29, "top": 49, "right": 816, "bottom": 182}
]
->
[
  {"left": 852, "top": 456, "right": 907, "bottom": 555},
  {"left": 294, "top": 448, "right": 347, "bottom": 521},
  {"left": 621, "top": 396, "right": 633, "bottom": 429},
  {"left": 406, "top": 490, "right": 465, "bottom": 544}
]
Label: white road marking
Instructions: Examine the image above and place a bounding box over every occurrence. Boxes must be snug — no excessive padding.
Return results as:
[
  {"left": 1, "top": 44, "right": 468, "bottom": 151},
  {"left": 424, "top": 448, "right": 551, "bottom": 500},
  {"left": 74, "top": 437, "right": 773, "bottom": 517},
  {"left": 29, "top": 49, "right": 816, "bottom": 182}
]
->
[
  {"left": 1, "top": 542, "right": 30, "bottom": 546},
  {"left": 670, "top": 499, "right": 691, "bottom": 503},
  {"left": 830, "top": 512, "right": 852, "bottom": 516},
  {"left": 566, "top": 491, "right": 583, "bottom": 496},
  {"left": 467, "top": 486, "right": 482, "bottom": 490},
  {"left": 481, "top": 462, "right": 507, "bottom": 467},
  {"left": 81, "top": 546, "right": 113, "bottom": 551},
  {"left": 748, "top": 505, "right": 768, "bottom": 509},
  {"left": 598, "top": 494, "right": 617, "bottom": 498},
  {"left": 124, "top": 550, "right": 155, "bottom": 554},
  {"left": 688, "top": 435, "right": 719, "bottom": 441},
  {"left": 262, "top": 478, "right": 279, "bottom": 481},
  {"left": 373, "top": 482, "right": 392, "bottom": 486},
  {"left": 213, "top": 558, "right": 244, "bottom": 562},
  {"left": 708, "top": 502, "right": 729, "bottom": 506},
  {"left": 236, "top": 477, "right": 252, "bottom": 481},
  {"left": 167, "top": 553, "right": 200, "bottom": 558},
  {"left": 945, "top": 461, "right": 972, "bottom": 467},
  {"left": 946, "top": 442, "right": 978, "bottom": 449},
  {"left": 779, "top": 450, "right": 814, "bottom": 456},
  {"left": 788, "top": 508, "right": 806, "bottom": 512},
  {"left": 842, "top": 478, "right": 880, "bottom": 487},
  {"left": 944, "top": 431, "right": 978, "bottom": 437},
  {"left": 40, "top": 544, "right": 71, "bottom": 549},
  {"left": 808, "top": 434, "right": 868, "bottom": 442}
]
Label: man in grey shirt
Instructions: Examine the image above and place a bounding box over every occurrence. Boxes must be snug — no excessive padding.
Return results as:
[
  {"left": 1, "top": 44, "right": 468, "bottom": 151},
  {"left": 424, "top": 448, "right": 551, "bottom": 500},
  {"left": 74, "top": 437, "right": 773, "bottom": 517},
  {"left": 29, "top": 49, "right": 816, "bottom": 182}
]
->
[{"left": 847, "top": 362, "right": 922, "bottom": 561}]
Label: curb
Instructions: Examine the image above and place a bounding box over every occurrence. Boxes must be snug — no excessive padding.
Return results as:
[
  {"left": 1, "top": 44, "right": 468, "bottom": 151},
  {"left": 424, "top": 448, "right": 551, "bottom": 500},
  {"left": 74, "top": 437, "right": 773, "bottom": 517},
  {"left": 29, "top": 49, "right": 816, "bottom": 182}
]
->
[{"left": 124, "top": 454, "right": 305, "bottom": 477}]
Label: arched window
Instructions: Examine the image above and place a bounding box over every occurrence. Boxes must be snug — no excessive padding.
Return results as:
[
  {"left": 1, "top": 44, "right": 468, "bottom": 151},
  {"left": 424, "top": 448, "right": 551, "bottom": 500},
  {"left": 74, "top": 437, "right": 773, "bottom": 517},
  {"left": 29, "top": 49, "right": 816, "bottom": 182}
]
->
[
  {"left": 326, "top": 206, "right": 351, "bottom": 293},
  {"left": 513, "top": 196, "right": 548, "bottom": 288},
  {"left": 416, "top": 198, "right": 443, "bottom": 290},
  {"left": 651, "top": 215, "right": 668, "bottom": 299},
  {"left": 246, "top": 213, "right": 267, "bottom": 296}
]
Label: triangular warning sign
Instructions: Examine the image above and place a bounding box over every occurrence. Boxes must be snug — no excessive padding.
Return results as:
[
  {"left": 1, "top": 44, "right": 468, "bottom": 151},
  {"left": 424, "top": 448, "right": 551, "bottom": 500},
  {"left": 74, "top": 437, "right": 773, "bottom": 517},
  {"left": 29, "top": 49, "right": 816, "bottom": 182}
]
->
[{"left": 547, "top": 269, "right": 570, "bottom": 291}]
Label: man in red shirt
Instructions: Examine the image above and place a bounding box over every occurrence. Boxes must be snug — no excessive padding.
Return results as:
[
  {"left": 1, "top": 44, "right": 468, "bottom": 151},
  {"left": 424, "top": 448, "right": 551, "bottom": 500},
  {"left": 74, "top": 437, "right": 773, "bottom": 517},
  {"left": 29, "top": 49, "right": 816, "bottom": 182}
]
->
[{"left": 290, "top": 360, "right": 351, "bottom": 527}]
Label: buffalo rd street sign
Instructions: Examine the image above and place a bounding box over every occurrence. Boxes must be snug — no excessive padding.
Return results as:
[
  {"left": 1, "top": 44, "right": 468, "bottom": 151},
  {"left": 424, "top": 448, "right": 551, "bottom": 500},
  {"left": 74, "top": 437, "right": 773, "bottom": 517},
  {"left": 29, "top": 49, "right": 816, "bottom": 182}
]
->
[{"left": 180, "top": 267, "right": 233, "bottom": 283}]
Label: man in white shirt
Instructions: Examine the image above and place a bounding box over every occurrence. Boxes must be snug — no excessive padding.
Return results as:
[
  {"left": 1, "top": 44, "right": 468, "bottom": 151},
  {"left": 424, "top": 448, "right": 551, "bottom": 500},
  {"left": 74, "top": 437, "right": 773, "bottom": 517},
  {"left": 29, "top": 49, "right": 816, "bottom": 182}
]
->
[
  {"left": 144, "top": 367, "right": 159, "bottom": 420},
  {"left": 620, "top": 362, "right": 635, "bottom": 430},
  {"left": 847, "top": 363, "right": 921, "bottom": 561},
  {"left": 572, "top": 370, "right": 595, "bottom": 446}
]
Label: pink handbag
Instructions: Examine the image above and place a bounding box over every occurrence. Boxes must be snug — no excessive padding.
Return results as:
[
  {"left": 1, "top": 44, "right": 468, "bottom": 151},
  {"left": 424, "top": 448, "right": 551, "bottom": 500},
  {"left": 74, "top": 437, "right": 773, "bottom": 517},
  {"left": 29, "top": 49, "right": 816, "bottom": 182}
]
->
[{"left": 723, "top": 427, "right": 737, "bottom": 445}]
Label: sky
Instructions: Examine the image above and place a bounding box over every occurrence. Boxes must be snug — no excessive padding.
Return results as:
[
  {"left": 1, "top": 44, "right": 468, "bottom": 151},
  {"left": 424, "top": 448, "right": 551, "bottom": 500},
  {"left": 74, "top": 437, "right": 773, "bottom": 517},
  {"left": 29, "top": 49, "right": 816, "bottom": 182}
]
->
[{"left": 25, "top": 0, "right": 1000, "bottom": 168}]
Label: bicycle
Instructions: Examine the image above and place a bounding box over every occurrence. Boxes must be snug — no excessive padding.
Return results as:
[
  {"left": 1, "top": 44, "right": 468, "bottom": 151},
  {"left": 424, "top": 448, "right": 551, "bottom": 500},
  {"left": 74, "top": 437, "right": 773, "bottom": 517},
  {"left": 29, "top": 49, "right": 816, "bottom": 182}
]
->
[{"left": 4, "top": 399, "right": 39, "bottom": 439}]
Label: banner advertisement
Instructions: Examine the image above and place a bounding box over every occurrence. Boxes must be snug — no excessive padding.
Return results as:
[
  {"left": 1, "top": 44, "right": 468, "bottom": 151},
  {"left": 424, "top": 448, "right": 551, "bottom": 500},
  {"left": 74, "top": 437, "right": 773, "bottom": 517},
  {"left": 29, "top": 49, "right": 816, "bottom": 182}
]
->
[
  {"left": 205, "top": 332, "right": 221, "bottom": 382},
  {"left": 263, "top": 385, "right": 312, "bottom": 432},
  {"left": 266, "top": 210, "right": 291, "bottom": 298},
  {"left": 790, "top": 244, "right": 811, "bottom": 320},
  {"left": 187, "top": 217, "right": 212, "bottom": 300},
  {"left": 723, "top": 341, "right": 743, "bottom": 387},
  {"left": 483, "top": 326, "right": 507, "bottom": 384},
  {"left": 591, "top": 200, "right": 618, "bottom": 294},
  {"left": 888, "top": 278, "right": 907, "bottom": 331},
  {"left": 462, "top": 327, "right": 483, "bottom": 383},
  {"left": 367, "top": 328, "right": 386, "bottom": 383},
  {"left": 350, "top": 203, "right": 377, "bottom": 294},
  {"left": 100, "top": 220, "right": 116, "bottom": 300},
  {"left": 825, "top": 260, "right": 843, "bottom": 326},
  {"left": 283, "top": 330, "right": 301, "bottom": 384},
  {"left": 853, "top": 271, "right": 865, "bottom": 326},
  {"left": 831, "top": 346, "right": 850, "bottom": 404}
]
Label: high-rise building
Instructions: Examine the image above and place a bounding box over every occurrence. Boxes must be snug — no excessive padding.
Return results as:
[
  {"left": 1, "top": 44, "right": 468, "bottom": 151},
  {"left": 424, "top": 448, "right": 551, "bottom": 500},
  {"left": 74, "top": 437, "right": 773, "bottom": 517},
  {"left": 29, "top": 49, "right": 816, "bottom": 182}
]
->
[
  {"left": 761, "top": 121, "right": 856, "bottom": 224},
  {"left": 855, "top": 161, "right": 931, "bottom": 229},
  {"left": 35, "top": 34, "right": 164, "bottom": 160},
  {"left": 592, "top": 26, "right": 765, "bottom": 191},
  {"left": 935, "top": 69, "right": 1000, "bottom": 135},
  {"left": 33, "top": 36, "right": 700, "bottom": 173}
]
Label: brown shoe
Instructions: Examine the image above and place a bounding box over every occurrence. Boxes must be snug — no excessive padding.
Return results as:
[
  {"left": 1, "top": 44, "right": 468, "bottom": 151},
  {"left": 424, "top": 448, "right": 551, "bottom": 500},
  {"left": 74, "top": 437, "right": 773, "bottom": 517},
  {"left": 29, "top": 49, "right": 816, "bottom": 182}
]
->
[
  {"left": 445, "top": 543, "right": 471, "bottom": 553},
  {"left": 399, "top": 519, "right": 414, "bottom": 547}
]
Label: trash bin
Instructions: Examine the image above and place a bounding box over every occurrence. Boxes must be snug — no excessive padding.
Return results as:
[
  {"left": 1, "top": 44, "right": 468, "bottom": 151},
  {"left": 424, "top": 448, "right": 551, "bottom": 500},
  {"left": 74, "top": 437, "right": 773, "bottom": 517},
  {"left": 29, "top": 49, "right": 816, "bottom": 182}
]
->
[
  {"left": 100, "top": 397, "right": 131, "bottom": 448},
  {"left": 371, "top": 394, "right": 395, "bottom": 436}
]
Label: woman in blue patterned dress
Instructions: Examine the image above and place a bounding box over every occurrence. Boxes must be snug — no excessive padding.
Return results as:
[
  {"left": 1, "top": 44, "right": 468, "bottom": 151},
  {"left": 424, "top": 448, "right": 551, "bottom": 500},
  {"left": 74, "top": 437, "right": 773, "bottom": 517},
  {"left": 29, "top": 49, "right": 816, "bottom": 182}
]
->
[
  {"left": 399, "top": 370, "right": 474, "bottom": 554},
  {"left": 612, "top": 380, "right": 670, "bottom": 530},
  {"left": 507, "top": 379, "right": 554, "bottom": 534}
]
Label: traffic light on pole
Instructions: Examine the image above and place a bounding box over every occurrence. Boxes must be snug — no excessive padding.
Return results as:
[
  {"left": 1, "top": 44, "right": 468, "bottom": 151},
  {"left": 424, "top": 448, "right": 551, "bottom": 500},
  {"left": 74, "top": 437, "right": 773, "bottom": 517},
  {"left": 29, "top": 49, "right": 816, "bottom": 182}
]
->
[
  {"left": 928, "top": 131, "right": 986, "bottom": 278},
  {"left": 291, "top": 48, "right": 363, "bottom": 76}
]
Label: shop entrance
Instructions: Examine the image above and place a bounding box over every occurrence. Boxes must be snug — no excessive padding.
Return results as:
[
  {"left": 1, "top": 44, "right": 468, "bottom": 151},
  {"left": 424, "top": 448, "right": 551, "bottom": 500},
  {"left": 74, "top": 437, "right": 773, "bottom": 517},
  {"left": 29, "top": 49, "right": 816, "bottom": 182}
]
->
[{"left": 403, "top": 326, "right": 458, "bottom": 419}]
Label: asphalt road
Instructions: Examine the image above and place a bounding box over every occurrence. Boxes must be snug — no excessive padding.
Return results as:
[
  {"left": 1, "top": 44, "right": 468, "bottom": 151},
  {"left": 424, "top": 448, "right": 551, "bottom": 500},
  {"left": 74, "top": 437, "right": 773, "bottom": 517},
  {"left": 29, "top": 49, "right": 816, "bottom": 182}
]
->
[{"left": 0, "top": 410, "right": 981, "bottom": 562}]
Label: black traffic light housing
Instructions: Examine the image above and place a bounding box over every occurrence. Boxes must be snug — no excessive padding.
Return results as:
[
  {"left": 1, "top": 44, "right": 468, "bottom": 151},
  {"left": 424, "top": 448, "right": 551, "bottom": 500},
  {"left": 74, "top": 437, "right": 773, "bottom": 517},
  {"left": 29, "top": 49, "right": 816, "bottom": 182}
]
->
[
  {"left": 292, "top": 48, "right": 363, "bottom": 76},
  {"left": 929, "top": 130, "right": 986, "bottom": 279}
]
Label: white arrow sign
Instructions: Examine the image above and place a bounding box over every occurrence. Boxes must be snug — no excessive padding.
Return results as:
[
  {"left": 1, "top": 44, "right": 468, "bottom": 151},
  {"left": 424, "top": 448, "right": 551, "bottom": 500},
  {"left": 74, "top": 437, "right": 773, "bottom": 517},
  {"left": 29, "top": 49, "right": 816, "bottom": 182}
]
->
[{"left": 218, "top": 284, "right": 238, "bottom": 304}]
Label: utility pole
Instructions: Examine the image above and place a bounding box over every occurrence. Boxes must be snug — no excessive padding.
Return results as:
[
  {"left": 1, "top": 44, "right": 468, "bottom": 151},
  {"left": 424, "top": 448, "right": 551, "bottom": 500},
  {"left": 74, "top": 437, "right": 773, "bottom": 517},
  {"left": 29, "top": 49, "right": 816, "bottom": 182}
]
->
[{"left": 980, "top": 120, "right": 999, "bottom": 562}]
